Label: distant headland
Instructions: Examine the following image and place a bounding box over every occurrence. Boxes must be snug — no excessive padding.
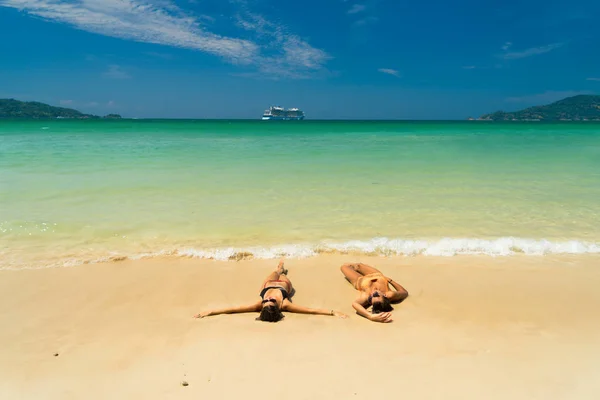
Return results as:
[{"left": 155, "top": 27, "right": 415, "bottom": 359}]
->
[
  {"left": 4, "top": 95, "right": 600, "bottom": 121},
  {"left": 0, "top": 99, "right": 121, "bottom": 119},
  {"left": 473, "top": 95, "right": 600, "bottom": 121}
]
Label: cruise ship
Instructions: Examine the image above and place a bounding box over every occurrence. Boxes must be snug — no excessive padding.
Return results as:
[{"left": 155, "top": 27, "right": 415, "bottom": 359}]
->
[{"left": 262, "top": 106, "right": 305, "bottom": 120}]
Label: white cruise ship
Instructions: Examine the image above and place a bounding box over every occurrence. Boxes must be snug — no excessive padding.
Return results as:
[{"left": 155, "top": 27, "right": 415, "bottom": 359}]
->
[{"left": 262, "top": 106, "right": 305, "bottom": 120}]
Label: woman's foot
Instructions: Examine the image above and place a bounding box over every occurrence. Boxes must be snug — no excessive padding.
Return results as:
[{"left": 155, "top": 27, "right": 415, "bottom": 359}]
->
[{"left": 277, "top": 258, "right": 288, "bottom": 275}]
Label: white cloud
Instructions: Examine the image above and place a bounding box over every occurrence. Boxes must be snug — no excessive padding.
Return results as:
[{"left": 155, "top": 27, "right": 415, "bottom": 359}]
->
[
  {"left": 501, "top": 42, "right": 563, "bottom": 60},
  {"left": 0, "top": 0, "right": 329, "bottom": 77},
  {"left": 103, "top": 64, "right": 131, "bottom": 79},
  {"left": 107, "top": 100, "right": 115, "bottom": 107},
  {"left": 0, "top": 0, "right": 257, "bottom": 63},
  {"left": 505, "top": 90, "right": 592, "bottom": 104},
  {"left": 587, "top": 77, "right": 600, "bottom": 81},
  {"left": 501, "top": 41, "right": 512, "bottom": 51},
  {"left": 462, "top": 66, "right": 476, "bottom": 69},
  {"left": 348, "top": 4, "right": 366, "bottom": 14},
  {"left": 235, "top": 12, "right": 330, "bottom": 77},
  {"left": 59, "top": 99, "right": 73, "bottom": 105},
  {"left": 378, "top": 68, "right": 401, "bottom": 77}
]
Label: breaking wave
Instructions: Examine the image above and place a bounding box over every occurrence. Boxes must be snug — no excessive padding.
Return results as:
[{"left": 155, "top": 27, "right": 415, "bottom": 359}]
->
[
  {"left": 1, "top": 237, "right": 599, "bottom": 271},
  {"left": 171, "top": 237, "right": 600, "bottom": 260}
]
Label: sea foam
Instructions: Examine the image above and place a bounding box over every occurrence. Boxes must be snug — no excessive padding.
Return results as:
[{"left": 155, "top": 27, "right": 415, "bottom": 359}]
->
[
  {"left": 171, "top": 237, "right": 600, "bottom": 260},
  {"left": 1, "top": 237, "right": 598, "bottom": 271}
]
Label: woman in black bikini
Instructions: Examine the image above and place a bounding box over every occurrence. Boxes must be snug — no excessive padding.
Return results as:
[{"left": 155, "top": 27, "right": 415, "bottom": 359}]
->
[{"left": 194, "top": 259, "right": 347, "bottom": 322}]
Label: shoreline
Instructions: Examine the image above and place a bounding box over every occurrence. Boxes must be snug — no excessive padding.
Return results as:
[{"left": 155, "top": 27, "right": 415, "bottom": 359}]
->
[
  {"left": 3, "top": 236, "right": 600, "bottom": 271},
  {"left": 1, "top": 254, "right": 600, "bottom": 399}
]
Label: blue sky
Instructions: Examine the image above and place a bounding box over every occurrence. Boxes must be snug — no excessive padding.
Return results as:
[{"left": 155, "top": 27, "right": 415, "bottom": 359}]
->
[{"left": 1, "top": 0, "right": 599, "bottom": 119}]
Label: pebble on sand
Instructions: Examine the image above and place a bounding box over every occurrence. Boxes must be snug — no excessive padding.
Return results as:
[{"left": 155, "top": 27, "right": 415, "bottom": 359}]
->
[{"left": 181, "top": 381, "right": 189, "bottom": 387}]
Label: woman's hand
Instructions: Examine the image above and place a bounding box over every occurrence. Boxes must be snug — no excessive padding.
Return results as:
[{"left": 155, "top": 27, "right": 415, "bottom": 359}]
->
[
  {"left": 368, "top": 312, "right": 393, "bottom": 323},
  {"left": 332, "top": 311, "right": 348, "bottom": 319}
]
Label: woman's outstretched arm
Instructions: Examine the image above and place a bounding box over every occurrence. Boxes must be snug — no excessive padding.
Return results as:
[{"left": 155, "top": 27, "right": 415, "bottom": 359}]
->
[
  {"left": 194, "top": 302, "right": 262, "bottom": 318},
  {"left": 283, "top": 302, "right": 347, "bottom": 318}
]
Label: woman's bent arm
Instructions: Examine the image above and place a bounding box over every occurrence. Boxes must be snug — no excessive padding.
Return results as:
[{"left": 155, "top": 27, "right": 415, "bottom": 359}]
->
[{"left": 352, "top": 301, "right": 393, "bottom": 323}]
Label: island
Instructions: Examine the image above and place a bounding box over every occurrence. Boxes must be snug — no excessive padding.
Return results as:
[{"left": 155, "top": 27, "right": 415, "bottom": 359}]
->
[
  {"left": 0, "top": 99, "right": 122, "bottom": 119},
  {"left": 478, "top": 95, "right": 600, "bottom": 121}
]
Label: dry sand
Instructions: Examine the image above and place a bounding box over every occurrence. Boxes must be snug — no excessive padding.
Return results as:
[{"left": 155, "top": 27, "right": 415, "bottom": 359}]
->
[{"left": 1, "top": 255, "right": 600, "bottom": 399}]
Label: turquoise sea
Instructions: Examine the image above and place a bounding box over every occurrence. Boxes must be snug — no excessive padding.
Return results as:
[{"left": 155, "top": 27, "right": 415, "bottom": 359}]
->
[{"left": 1, "top": 120, "right": 600, "bottom": 269}]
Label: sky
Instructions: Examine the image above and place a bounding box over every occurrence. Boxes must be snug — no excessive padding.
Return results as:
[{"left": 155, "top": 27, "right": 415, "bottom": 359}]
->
[{"left": 1, "top": 0, "right": 599, "bottom": 119}]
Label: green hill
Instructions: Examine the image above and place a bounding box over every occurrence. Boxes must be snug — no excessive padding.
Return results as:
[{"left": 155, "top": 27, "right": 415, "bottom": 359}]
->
[
  {"left": 480, "top": 95, "right": 600, "bottom": 121},
  {"left": 0, "top": 99, "right": 121, "bottom": 119}
]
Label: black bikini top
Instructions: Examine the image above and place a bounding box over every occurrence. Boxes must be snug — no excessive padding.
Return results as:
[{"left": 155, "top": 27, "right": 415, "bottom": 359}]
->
[{"left": 260, "top": 286, "right": 289, "bottom": 300}]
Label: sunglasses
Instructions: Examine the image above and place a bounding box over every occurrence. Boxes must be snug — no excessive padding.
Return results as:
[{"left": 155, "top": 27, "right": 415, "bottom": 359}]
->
[{"left": 262, "top": 298, "right": 277, "bottom": 304}]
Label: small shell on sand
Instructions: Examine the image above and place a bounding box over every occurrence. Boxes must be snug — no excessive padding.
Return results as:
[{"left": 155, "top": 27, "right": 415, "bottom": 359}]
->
[{"left": 181, "top": 381, "right": 189, "bottom": 387}]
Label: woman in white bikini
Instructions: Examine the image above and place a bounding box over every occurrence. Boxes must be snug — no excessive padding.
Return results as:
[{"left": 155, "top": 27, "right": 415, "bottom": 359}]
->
[
  {"left": 195, "top": 259, "right": 347, "bottom": 322},
  {"left": 340, "top": 263, "right": 408, "bottom": 323}
]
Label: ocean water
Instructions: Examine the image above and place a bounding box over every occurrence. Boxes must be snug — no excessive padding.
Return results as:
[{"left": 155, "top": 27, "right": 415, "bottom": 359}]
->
[{"left": 1, "top": 120, "right": 600, "bottom": 269}]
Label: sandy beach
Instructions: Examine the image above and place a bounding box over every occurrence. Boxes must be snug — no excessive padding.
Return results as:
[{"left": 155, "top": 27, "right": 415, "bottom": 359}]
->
[{"left": 1, "top": 255, "right": 599, "bottom": 399}]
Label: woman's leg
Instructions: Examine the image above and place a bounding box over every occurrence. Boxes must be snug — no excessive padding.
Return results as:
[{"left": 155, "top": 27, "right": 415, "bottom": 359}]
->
[
  {"left": 340, "top": 263, "right": 363, "bottom": 287},
  {"left": 261, "top": 259, "right": 292, "bottom": 291},
  {"left": 276, "top": 259, "right": 293, "bottom": 292},
  {"left": 277, "top": 272, "right": 293, "bottom": 293},
  {"left": 262, "top": 270, "right": 281, "bottom": 284},
  {"left": 354, "top": 263, "right": 382, "bottom": 275}
]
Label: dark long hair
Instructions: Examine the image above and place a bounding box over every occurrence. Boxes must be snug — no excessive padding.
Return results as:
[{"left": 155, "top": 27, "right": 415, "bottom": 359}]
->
[
  {"left": 371, "top": 297, "right": 394, "bottom": 314},
  {"left": 256, "top": 304, "right": 284, "bottom": 322}
]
